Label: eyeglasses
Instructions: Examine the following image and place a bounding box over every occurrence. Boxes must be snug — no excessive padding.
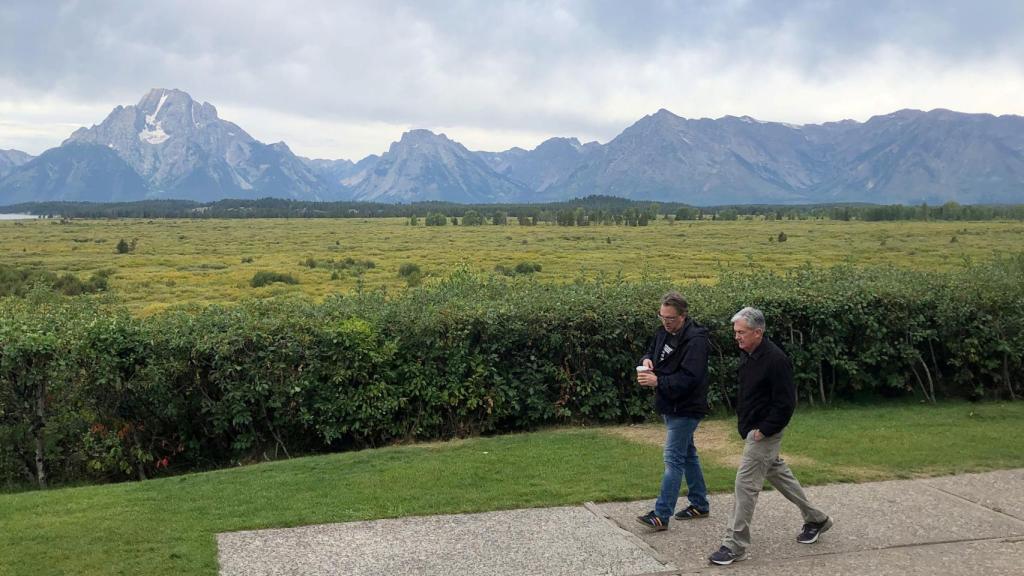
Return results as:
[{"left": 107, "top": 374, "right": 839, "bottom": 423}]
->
[{"left": 657, "top": 314, "right": 680, "bottom": 322}]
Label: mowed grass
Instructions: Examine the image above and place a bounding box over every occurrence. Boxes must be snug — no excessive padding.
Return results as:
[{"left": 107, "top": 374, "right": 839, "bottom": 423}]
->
[
  {"left": 1, "top": 401, "right": 1021, "bottom": 576},
  {"left": 2, "top": 217, "right": 1022, "bottom": 314}
]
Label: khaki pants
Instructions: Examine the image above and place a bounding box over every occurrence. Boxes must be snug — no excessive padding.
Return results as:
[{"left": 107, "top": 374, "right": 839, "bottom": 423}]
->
[{"left": 723, "top": 430, "right": 828, "bottom": 554}]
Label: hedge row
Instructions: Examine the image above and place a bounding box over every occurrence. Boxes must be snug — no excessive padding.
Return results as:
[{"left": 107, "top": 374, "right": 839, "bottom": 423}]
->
[{"left": 2, "top": 258, "right": 1022, "bottom": 488}]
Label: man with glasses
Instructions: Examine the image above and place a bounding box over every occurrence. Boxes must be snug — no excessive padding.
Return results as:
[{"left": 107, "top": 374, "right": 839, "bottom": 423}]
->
[{"left": 636, "top": 292, "right": 712, "bottom": 531}]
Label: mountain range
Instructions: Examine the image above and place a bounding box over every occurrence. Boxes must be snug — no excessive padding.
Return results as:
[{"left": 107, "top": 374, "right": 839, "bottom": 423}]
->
[{"left": 2, "top": 88, "right": 1023, "bottom": 206}]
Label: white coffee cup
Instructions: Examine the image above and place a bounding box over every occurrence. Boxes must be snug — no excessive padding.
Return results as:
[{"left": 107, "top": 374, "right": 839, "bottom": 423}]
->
[{"left": 636, "top": 366, "right": 651, "bottom": 373}]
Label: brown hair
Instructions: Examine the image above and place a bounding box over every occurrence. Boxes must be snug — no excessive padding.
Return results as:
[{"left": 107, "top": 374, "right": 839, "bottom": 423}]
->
[{"left": 660, "top": 291, "right": 688, "bottom": 316}]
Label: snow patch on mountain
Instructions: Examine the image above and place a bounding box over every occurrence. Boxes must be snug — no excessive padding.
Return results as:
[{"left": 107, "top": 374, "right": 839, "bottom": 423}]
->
[
  {"left": 139, "top": 91, "right": 171, "bottom": 144},
  {"left": 139, "top": 124, "right": 169, "bottom": 144}
]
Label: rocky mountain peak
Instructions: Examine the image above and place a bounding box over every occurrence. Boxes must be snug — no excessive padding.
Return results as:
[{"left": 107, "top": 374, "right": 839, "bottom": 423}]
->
[
  {"left": 0, "top": 149, "right": 34, "bottom": 179},
  {"left": 534, "top": 137, "right": 583, "bottom": 152},
  {"left": 138, "top": 88, "right": 191, "bottom": 110},
  {"left": 384, "top": 130, "right": 472, "bottom": 166},
  {"left": 348, "top": 128, "right": 528, "bottom": 203},
  {"left": 651, "top": 108, "right": 680, "bottom": 119},
  {"left": 392, "top": 129, "right": 455, "bottom": 150},
  {"left": 41, "top": 89, "right": 325, "bottom": 201}
]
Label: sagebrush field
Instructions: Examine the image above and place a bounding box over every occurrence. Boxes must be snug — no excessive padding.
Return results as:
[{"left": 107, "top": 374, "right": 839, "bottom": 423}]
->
[{"left": 3, "top": 217, "right": 1023, "bottom": 314}]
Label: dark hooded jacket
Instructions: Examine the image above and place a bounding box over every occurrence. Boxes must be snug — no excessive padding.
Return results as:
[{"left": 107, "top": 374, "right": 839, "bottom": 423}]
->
[{"left": 640, "top": 318, "right": 710, "bottom": 418}]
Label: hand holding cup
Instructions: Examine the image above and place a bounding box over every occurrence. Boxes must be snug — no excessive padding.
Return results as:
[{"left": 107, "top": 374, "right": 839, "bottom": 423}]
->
[{"left": 636, "top": 365, "right": 657, "bottom": 387}]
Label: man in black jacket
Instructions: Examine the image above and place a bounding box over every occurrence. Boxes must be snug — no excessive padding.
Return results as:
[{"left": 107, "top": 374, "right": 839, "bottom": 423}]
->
[
  {"left": 709, "top": 307, "right": 833, "bottom": 566},
  {"left": 635, "top": 292, "right": 711, "bottom": 531}
]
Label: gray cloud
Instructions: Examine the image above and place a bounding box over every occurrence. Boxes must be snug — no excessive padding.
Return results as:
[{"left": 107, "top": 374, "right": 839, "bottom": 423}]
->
[{"left": 1, "top": 0, "right": 1023, "bottom": 159}]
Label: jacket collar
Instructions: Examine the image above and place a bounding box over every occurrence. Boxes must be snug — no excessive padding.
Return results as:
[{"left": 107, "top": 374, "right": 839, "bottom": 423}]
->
[{"left": 747, "top": 337, "right": 770, "bottom": 359}]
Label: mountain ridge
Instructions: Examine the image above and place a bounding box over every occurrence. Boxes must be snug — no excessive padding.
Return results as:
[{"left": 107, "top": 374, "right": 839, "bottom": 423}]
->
[
  {"left": 2, "top": 89, "right": 1023, "bottom": 205},
  {"left": 0, "top": 149, "right": 33, "bottom": 179}
]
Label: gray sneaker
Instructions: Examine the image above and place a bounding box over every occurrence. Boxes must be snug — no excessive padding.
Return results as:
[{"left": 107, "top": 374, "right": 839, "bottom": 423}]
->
[
  {"left": 708, "top": 546, "right": 747, "bottom": 565},
  {"left": 797, "top": 516, "right": 833, "bottom": 544}
]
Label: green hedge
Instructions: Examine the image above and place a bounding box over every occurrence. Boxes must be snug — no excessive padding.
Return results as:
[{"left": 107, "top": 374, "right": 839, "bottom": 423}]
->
[{"left": 2, "top": 259, "right": 1022, "bottom": 489}]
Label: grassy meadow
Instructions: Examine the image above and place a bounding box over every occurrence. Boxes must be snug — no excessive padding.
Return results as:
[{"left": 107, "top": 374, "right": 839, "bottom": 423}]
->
[{"left": 3, "top": 217, "right": 1023, "bottom": 314}]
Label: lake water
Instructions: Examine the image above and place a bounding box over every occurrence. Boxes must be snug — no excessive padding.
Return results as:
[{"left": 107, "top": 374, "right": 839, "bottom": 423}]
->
[{"left": 0, "top": 213, "right": 37, "bottom": 220}]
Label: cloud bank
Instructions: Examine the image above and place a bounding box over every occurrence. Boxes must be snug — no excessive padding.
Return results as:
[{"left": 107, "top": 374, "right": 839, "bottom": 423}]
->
[{"left": 1, "top": 0, "right": 1023, "bottom": 159}]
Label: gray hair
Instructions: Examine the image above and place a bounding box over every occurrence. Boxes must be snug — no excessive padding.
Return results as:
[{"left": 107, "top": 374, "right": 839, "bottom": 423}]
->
[{"left": 731, "top": 307, "right": 766, "bottom": 331}]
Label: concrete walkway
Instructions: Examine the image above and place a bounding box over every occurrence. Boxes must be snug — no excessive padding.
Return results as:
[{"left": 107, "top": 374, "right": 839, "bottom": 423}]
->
[{"left": 217, "top": 469, "right": 1024, "bottom": 575}]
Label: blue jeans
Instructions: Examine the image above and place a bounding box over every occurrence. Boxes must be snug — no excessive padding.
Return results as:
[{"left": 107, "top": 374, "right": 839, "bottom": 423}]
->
[{"left": 655, "top": 414, "right": 709, "bottom": 521}]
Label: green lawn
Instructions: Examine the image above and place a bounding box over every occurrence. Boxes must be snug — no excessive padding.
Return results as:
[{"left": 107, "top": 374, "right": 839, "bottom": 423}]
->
[{"left": 1, "top": 401, "right": 1022, "bottom": 576}]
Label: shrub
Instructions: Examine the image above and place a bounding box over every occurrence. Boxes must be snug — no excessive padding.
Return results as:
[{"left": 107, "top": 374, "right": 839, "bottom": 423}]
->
[
  {"left": 115, "top": 238, "right": 138, "bottom": 254},
  {"left": 514, "top": 262, "right": 542, "bottom": 274},
  {"left": 425, "top": 213, "right": 447, "bottom": 226},
  {"left": 335, "top": 258, "right": 376, "bottom": 275},
  {"left": 3, "top": 259, "right": 1024, "bottom": 489},
  {"left": 53, "top": 270, "right": 111, "bottom": 296},
  {"left": 462, "top": 210, "right": 484, "bottom": 226},
  {"left": 495, "top": 262, "right": 542, "bottom": 276},
  {"left": 398, "top": 263, "right": 421, "bottom": 278},
  {"left": 250, "top": 271, "right": 299, "bottom": 287},
  {"left": 0, "top": 265, "right": 110, "bottom": 297}
]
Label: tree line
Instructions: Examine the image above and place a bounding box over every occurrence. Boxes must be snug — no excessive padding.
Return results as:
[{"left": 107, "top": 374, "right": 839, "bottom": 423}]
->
[{"left": 4, "top": 196, "right": 1023, "bottom": 222}]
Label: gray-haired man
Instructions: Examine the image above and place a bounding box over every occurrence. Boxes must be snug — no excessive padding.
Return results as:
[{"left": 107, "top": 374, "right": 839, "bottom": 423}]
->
[{"left": 709, "top": 307, "right": 833, "bottom": 566}]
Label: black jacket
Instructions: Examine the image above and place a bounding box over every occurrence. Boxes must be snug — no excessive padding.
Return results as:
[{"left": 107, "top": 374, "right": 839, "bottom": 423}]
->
[
  {"left": 735, "top": 338, "right": 796, "bottom": 439},
  {"left": 641, "top": 318, "right": 710, "bottom": 418}
]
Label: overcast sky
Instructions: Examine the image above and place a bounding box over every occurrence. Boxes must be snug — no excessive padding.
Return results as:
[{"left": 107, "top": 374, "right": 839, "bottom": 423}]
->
[{"left": 2, "top": 0, "right": 1023, "bottom": 161}]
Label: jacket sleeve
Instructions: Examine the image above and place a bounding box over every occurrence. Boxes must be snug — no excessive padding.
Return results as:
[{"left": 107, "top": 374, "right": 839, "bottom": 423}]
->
[
  {"left": 758, "top": 354, "right": 796, "bottom": 437},
  {"left": 655, "top": 335, "right": 709, "bottom": 400}
]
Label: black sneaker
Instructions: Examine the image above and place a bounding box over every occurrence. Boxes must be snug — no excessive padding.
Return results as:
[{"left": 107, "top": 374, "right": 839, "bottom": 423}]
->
[
  {"left": 796, "top": 516, "right": 833, "bottom": 544},
  {"left": 708, "top": 546, "right": 747, "bottom": 565},
  {"left": 635, "top": 510, "right": 668, "bottom": 531},
  {"left": 674, "top": 504, "right": 710, "bottom": 520}
]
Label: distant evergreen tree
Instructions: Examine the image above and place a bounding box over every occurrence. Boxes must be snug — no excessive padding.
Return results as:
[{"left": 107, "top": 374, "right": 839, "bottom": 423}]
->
[
  {"left": 555, "top": 208, "right": 575, "bottom": 226},
  {"left": 425, "top": 212, "right": 447, "bottom": 226},
  {"left": 462, "top": 210, "right": 484, "bottom": 225},
  {"left": 574, "top": 207, "right": 588, "bottom": 226},
  {"left": 675, "top": 207, "right": 698, "bottom": 220}
]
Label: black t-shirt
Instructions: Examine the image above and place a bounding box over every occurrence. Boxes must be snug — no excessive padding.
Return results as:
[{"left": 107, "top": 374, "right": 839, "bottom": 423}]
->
[{"left": 659, "top": 330, "right": 682, "bottom": 362}]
